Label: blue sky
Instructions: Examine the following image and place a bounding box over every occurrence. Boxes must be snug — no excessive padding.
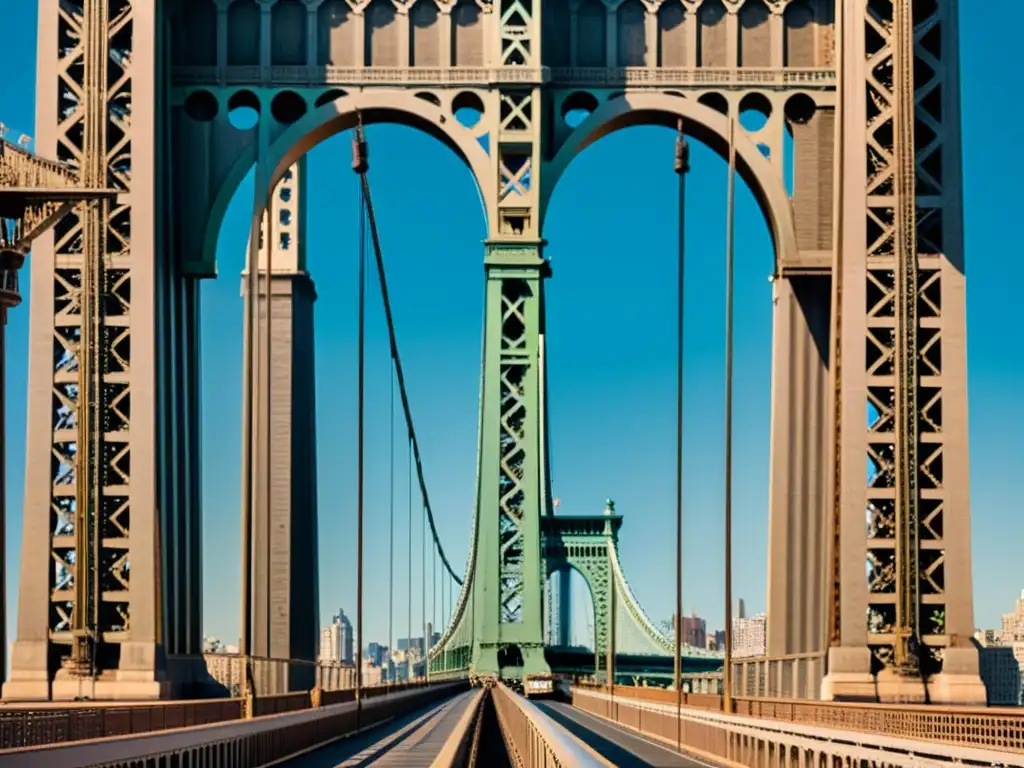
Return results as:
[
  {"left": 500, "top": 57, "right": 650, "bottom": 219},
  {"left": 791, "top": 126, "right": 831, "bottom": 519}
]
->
[{"left": 2, "top": 6, "right": 1022, "bottom": 660}]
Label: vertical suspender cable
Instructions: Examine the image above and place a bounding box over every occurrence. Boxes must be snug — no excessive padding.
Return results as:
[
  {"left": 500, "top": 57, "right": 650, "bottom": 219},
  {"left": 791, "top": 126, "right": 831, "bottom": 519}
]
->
[
  {"left": 673, "top": 120, "right": 689, "bottom": 748},
  {"left": 607, "top": 544, "right": 616, "bottom": 698},
  {"left": 407, "top": 435, "right": 413, "bottom": 681},
  {"left": 723, "top": 113, "right": 737, "bottom": 714},
  {"left": 352, "top": 127, "right": 469, "bottom": 679},
  {"left": 422, "top": 502, "right": 426, "bottom": 679},
  {"left": 352, "top": 124, "right": 369, "bottom": 727},
  {"left": 388, "top": 369, "right": 395, "bottom": 688},
  {"left": 432, "top": 535, "right": 437, "bottom": 670}
]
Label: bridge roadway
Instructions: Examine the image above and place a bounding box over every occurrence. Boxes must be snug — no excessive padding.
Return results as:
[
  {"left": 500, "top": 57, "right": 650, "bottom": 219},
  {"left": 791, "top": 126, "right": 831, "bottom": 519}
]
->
[
  {"left": 536, "top": 701, "right": 714, "bottom": 768},
  {"left": 280, "top": 687, "right": 719, "bottom": 768},
  {"left": 282, "top": 689, "right": 480, "bottom": 767}
]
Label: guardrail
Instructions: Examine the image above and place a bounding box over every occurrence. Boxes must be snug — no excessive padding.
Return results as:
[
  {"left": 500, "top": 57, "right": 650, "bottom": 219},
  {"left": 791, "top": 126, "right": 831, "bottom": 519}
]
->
[
  {"left": 731, "top": 651, "right": 826, "bottom": 699},
  {"left": 572, "top": 686, "right": 1024, "bottom": 768},
  {"left": 429, "top": 687, "right": 485, "bottom": 768},
  {"left": 0, "top": 680, "right": 469, "bottom": 767},
  {"left": 0, "top": 697, "right": 244, "bottom": 751},
  {"left": 492, "top": 681, "right": 603, "bottom": 767},
  {"left": 575, "top": 680, "right": 1024, "bottom": 754},
  {"left": 0, "top": 676, "right": 444, "bottom": 751}
]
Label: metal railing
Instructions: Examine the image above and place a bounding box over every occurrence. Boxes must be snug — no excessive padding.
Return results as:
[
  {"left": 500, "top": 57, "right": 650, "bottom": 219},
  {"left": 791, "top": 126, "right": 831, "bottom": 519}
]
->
[
  {"left": 0, "top": 680, "right": 469, "bottom": 767},
  {"left": 0, "top": 674, "right": 452, "bottom": 751},
  {"left": 572, "top": 686, "right": 1024, "bottom": 768},
  {"left": 0, "top": 697, "right": 244, "bottom": 751},
  {"left": 491, "top": 681, "right": 602, "bottom": 767},
  {"left": 429, "top": 687, "right": 485, "bottom": 768},
  {"left": 573, "top": 684, "right": 1024, "bottom": 765},
  {"left": 731, "top": 651, "right": 826, "bottom": 700}
]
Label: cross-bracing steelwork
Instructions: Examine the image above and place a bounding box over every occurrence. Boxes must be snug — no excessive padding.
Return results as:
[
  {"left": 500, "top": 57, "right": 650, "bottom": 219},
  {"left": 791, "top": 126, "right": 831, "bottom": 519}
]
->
[{"left": 3, "top": 0, "right": 985, "bottom": 711}]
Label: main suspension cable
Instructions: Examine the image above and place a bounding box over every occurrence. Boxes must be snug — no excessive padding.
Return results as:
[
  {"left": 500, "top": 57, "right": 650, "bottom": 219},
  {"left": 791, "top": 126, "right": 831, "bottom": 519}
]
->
[{"left": 351, "top": 123, "right": 462, "bottom": 585}]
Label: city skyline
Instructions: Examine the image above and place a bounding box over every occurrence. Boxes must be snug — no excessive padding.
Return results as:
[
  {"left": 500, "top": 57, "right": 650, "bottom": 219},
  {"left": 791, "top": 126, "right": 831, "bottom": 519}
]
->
[{"left": 2, "top": 4, "right": 1023, "bottom": 658}]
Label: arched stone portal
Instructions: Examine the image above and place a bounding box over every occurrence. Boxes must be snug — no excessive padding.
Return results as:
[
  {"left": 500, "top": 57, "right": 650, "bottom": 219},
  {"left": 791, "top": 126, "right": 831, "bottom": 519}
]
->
[{"left": 9, "top": 0, "right": 982, "bottom": 706}]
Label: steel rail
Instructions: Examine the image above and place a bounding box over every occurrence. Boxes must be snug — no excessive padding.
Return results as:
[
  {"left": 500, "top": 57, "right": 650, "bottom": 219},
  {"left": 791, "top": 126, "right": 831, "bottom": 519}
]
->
[{"left": 492, "top": 682, "right": 603, "bottom": 767}]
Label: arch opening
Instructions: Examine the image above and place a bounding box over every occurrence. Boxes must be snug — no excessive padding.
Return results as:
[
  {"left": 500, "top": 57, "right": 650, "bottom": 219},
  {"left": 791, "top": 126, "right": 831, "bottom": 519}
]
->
[
  {"left": 543, "top": 105, "right": 788, "bottom": 655},
  {"left": 202, "top": 92, "right": 492, "bottom": 270},
  {"left": 543, "top": 93, "right": 799, "bottom": 268},
  {"left": 201, "top": 119, "right": 488, "bottom": 662},
  {"left": 228, "top": 90, "right": 260, "bottom": 131},
  {"left": 545, "top": 563, "right": 597, "bottom": 651}
]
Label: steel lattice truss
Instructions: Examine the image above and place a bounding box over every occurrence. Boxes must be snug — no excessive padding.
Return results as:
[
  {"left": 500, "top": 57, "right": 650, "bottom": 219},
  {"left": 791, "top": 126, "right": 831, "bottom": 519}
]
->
[
  {"left": 47, "top": 0, "right": 135, "bottom": 672},
  {"left": 0, "top": 139, "right": 78, "bottom": 258},
  {"left": 498, "top": 278, "right": 530, "bottom": 624},
  {"left": 859, "top": 0, "right": 949, "bottom": 672}
]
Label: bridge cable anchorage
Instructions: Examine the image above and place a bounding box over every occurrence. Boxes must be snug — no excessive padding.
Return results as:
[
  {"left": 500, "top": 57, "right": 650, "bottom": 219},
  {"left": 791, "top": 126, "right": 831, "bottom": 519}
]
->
[
  {"left": 673, "top": 117, "right": 689, "bottom": 749},
  {"left": 350, "top": 123, "right": 464, "bottom": 587}
]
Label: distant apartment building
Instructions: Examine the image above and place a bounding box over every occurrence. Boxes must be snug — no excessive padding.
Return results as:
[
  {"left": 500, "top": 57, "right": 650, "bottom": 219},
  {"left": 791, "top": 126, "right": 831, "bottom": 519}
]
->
[
  {"left": 367, "top": 642, "right": 389, "bottom": 666},
  {"left": 398, "top": 636, "right": 426, "bottom": 655},
  {"left": 732, "top": 613, "right": 767, "bottom": 659},
  {"left": 1001, "top": 590, "right": 1024, "bottom": 644},
  {"left": 974, "top": 589, "right": 1024, "bottom": 707},
  {"left": 706, "top": 630, "right": 726, "bottom": 651}
]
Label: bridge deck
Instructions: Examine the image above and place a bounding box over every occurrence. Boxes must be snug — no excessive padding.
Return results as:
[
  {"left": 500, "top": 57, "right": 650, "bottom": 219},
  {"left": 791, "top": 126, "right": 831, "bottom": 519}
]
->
[
  {"left": 536, "top": 701, "right": 715, "bottom": 768},
  {"left": 283, "top": 689, "right": 477, "bottom": 767}
]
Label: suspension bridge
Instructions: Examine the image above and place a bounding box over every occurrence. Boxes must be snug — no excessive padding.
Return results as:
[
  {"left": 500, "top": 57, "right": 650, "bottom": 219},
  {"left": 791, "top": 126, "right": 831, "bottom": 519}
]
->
[{"left": 1, "top": 0, "right": 1023, "bottom": 765}]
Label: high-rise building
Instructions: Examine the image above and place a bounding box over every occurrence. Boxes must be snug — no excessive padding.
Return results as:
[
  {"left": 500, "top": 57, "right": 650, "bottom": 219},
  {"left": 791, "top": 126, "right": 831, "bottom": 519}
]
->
[
  {"left": 1000, "top": 590, "right": 1024, "bottom": 644},
  {"left": 666, "top": 611, "right": 707, "bottom": 648},
  {"left": 335, "top": 609, "right": 353, "bottom": 664},
  {"left": 973, "top": 590, "right": 1024, "bottom": 706},
  {"left": 977, "top": 644, "right": 1021, "bottom": 706},
  {"left": 319, "top": 609, "right": 354, "bottom": 664}
]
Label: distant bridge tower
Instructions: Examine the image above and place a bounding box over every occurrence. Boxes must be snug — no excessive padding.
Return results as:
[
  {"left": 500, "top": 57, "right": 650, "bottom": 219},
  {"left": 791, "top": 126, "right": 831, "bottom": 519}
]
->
[{"left": 243, "top": 158, "right": 320, "bottom": 689}]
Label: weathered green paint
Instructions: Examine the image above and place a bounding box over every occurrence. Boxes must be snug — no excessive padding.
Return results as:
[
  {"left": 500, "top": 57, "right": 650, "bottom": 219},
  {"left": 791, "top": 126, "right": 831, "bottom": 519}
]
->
[
  {"left": 542, "top": 512, "right": 622, "bottom": 661},
  {"left": 471, "top": 242, "right": 551, "bottom": 678}
]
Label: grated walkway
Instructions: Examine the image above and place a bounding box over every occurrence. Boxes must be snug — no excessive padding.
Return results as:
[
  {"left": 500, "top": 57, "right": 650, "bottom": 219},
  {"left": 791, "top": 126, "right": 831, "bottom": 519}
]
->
[{"left": 284, "top": 689, "right": 477, "bottom": 767}]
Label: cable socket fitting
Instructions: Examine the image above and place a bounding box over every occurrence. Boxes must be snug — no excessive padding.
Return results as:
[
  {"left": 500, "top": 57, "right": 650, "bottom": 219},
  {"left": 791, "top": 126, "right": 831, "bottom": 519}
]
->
[
  {"left": 674, "top": 134, "right": 690, "bottom": 175},
  {"left": 352, "top": 125, "right": 369, "bottom": 174}
]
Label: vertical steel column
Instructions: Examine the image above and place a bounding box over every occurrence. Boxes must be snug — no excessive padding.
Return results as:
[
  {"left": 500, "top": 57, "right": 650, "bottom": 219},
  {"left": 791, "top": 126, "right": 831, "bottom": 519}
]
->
[
  {"left": 673, "top": 120, "right": 689, "bottom": 746},
  {"left": 70, "top": 0, "right": 110, "bottom": 679},
  {"left": 723, "top": 115, "right": 737, "bottom": 713}
]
